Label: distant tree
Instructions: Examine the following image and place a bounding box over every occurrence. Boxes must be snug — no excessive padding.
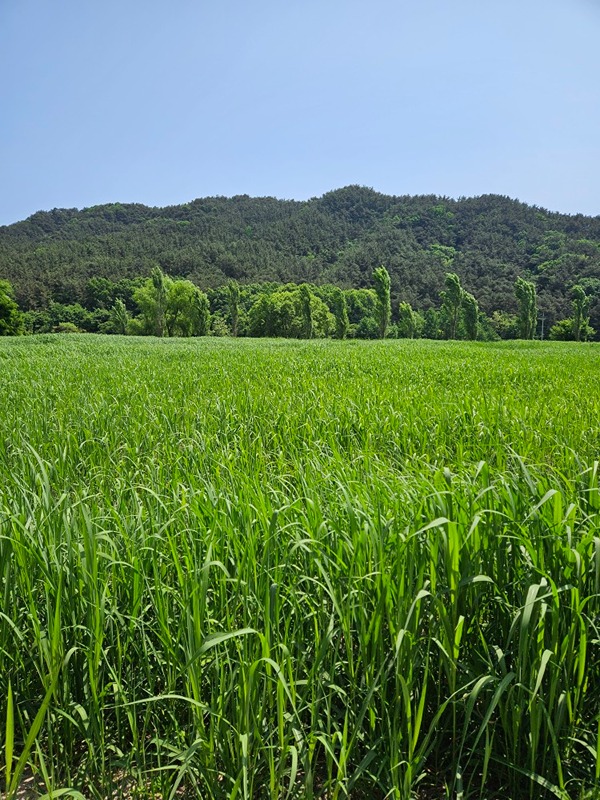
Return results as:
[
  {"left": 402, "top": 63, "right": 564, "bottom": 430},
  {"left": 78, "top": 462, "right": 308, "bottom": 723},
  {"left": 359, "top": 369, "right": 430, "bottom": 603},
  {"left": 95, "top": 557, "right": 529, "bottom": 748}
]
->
[
  {"left": 110, "top": 298, "right": 129, "bottom": 334},
  {"left": 548, "top": 319, "right": 574, "bottom": 341},
  {"left": 210, "top": 314, "right": 230, "bottom": 337},
  {"left": 514, "top": 277, "right": 537, "bottom": 339},
  {"left": 133, "top": 276, "right": 166, "bottom": 336},
  {"left": 228, "top": 280, "right": 240, "bottom": 337},
  {"left": 248, "top": 294, "right": 276, "bottom": 337},
  {"left": 476, "top": 312, "right": 501, "bottom": 342},
  {"left": 248, "top": 287, "right": 333, "bottom": 338},
  {"left": 344, "top": 289, "right": 378, "bottom": 326},
  {"left": 372, "top": 266, "right": 391, "bottom": 339},
  {"left": 571, "top": 284, "right": 591, "bottom": 342},
  {"left": 4, "top": 191, "right": 600, "bottom": 327},
  {"left": 300, "top": 284, "right": 313, "bottom": 339},
  {"left": 53, "top": 321, "right": 81, "bottom": 333},
  {"left": 133, "top": 270, "right": 210, "bottom": 337},
  {"left": 462, "top": 291, "right": 479, "bottom": 340},
  {"left": 422, "top": 308, "right": 442, "bottom": 340},
  {"left": 441, "top": 272, "right": 463, "bottom": 340},
  {"left": 192, "top": 289, "right": 211, "bottom": 336},
  {"left": 165, "top": 280, "right": 201, "bottom": 337},
  {"left": 331, "top": 287, "right": 349, "bottom": 339},
  {"left": 397, "top": 301, "right": 418, "bottom": 338},
  {"left": 85, "top": 277, "right": 116, "bottom": 310},
  {"left": 489, "top": 311, "right": 519, "bottom": 340},
  {"left": 0, "top": 280, "right": 25, "bottom": 335},
  {"left": 39, "top": 302, "right": 98, "bottom": 333},
  {"left": 548, "top": 317, "right": 595, "bottom": 342},
  {"left": 150, "top": 266, "right": 168, "bottom": 337},
  {"left": 354, "top": 316, "right": 379, "bottom": 339}
]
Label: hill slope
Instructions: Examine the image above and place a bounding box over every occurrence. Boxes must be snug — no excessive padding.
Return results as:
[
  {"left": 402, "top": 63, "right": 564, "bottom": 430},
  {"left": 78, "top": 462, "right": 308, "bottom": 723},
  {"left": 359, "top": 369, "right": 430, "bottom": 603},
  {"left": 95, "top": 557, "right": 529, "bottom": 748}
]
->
[{"left": 1, "top": 186, "right": 600, "bottom": 328}]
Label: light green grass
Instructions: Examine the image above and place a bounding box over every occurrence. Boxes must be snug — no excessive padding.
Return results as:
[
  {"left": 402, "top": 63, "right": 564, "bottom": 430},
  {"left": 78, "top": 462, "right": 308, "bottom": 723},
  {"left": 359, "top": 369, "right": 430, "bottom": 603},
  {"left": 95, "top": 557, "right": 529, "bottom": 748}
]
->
[{"left": 0, "top": 336, "right": 599, "bottom": 799}]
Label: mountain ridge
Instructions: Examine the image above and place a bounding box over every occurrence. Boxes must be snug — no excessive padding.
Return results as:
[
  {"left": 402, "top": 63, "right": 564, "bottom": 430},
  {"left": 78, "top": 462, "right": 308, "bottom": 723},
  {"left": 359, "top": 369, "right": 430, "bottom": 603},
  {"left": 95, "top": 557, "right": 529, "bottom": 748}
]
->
[{"left": 1, "top": 186, "right": 600, "bottom": 331}]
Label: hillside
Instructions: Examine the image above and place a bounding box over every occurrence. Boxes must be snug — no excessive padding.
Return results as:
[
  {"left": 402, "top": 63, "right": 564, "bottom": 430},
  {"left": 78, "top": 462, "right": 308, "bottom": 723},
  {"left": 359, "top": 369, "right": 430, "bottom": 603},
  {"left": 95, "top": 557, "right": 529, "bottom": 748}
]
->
[{"left": 1, "top": 186, "right": 600, "bottom": 330}]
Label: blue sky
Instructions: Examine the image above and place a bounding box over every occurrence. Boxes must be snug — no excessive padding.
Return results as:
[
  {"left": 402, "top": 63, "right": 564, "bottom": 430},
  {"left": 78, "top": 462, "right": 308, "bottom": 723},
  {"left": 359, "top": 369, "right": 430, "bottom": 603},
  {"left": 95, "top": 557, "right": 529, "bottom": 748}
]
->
[{"left": 1, "top": 0, "right": 599, "bottom": 224}]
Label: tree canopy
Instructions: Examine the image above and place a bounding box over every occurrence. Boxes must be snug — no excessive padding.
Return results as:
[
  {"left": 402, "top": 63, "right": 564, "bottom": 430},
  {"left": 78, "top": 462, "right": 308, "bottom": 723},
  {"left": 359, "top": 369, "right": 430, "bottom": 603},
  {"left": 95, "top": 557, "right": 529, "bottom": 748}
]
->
[
  {"left": 0, "top": 279, "right": 24, "bottom": 335},
  {"left": 2, "top": 186, "right": 600, "bottom": 338}
]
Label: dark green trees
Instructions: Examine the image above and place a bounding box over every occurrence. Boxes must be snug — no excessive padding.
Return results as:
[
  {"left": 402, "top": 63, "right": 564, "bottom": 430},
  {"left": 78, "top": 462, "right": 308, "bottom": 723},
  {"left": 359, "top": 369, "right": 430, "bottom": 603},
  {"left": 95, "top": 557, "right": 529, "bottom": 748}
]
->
[
  {"left": 373, "top": 266, "right": 391, "bottom": 339},
  {"left": 0, "top": 280, "right": 24, "bottom": 335},
  {"left": 515, "top": 277, "right": 537, "bottom": 340}
]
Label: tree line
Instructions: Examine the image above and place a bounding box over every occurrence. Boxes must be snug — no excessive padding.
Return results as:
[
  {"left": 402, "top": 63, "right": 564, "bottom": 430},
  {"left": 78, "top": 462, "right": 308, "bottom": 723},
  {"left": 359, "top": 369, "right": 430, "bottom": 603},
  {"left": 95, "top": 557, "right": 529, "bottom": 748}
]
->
[
  {"left": 1, "top": 266, "right": 593, "bottom": 341},
  {"left": 1, "top": 187, "right": 600, "bottom": 337}
]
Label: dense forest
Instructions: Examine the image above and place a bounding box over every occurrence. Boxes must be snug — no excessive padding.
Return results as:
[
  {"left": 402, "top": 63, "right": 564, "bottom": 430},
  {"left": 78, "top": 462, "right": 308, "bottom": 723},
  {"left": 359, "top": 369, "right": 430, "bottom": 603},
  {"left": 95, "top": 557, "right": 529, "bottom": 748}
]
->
[{"left": 1, "top": 185, "right": 600, "bottom": 337}]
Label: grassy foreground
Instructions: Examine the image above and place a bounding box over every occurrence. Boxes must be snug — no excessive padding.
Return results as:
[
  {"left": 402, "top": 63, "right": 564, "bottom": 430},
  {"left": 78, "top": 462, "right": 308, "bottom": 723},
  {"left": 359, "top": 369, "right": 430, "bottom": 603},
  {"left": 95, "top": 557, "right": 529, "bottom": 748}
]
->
[{"left": 0, "top": 335, "right": 599, "bottom": 799}]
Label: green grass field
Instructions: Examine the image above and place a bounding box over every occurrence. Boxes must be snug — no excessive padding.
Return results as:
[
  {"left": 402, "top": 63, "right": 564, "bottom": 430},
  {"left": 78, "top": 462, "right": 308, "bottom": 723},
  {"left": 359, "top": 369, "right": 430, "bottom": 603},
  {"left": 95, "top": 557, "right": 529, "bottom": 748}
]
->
[{"left": 1, "top": 336, "right": 599, "bottom": 799}]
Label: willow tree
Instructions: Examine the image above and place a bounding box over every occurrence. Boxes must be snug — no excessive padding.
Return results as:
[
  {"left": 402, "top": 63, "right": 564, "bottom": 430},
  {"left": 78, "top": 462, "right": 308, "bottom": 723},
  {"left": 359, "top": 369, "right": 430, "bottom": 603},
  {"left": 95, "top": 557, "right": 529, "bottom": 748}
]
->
[
  {"left": 166, "top": 280, "right": 208, "bottom": 336},
  {"left": 515, "top": 277, "right": 537, "bottom": 339},
  {"left": 373, "top": 266, "right": 391, "bottom": 339},
  {"left": 133, "top": 269, "right": 210, "bottom": 337}
]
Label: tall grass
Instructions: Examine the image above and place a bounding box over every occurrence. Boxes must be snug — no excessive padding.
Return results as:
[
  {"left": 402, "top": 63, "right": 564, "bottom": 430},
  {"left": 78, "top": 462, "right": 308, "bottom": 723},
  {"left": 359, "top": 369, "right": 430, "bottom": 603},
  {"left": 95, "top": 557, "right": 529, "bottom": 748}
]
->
[{"left": 0, "top": 336, "right": 599, "bottom": 798}]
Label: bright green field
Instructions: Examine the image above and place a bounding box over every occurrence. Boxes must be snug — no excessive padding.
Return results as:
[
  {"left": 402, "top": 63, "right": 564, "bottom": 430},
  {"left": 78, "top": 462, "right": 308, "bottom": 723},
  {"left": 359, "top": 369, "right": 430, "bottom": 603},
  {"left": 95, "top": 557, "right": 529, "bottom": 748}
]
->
[{"left": 1, "top": 336, "right": 599, "bottom": 799}]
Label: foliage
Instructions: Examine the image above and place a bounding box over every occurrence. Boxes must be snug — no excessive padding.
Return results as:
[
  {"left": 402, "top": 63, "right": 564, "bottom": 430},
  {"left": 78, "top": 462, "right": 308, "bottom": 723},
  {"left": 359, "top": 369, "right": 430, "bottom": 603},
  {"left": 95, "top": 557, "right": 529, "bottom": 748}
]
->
[
  {"left": 0, "top": 279, "right": 24, "bottom": 335},
  {"left": 572, "top": 284, "right": 591, "bottom": 342},
  {"left": 4, "top": 188, "right": 599, "bottom": 337},
  {"left": 489, "top": 310, "right": 520, "bottom": 339},
  {"left": 344, "top": 288, "right": 378, "bottom": 325},
  {"left": 462, "top": 291, "right": 479, "bottom": 340},
  {"left": 0, "top": 336, "right": 599, "bottom": 799},
  {"left": 209, "top": 313, "right": 230, "bottom": 337},
  {"left": 133, "top": 268, "right": 210, "bottom": 337},
  {"left": 247, "top": 285, "right": 334, "bottom": 338},
  {"left": 515, "top": 276, "right": 538, "bottom": 339},
  {"left": 372, "top": 265, "right": 391, "bottom": 339},
  {"left": 331, "top": 286, "right": 349, "bottom": 339},
  {"left": 228, "top": 279, "right": 240, "bottom": 337},
  {"left": 351, "top": 315, "right": 379, "bottom": 339},
  {"left": 52, "top": 321, "right": 81, "bottom": 333},
  {"left": 299, "top": 283, "right": 313, "bottom": 339},
  {"left": 441, "top": 272, "right": 463, "bottom": 339},
  {"left": 109, "top": 298, "right": 129, "bottom": 335},
  {"left": 548, "top": 317, "right": 595, "bottom": 342},
  {"left": 397, "top": 300, "right": 419, "bottom": 338}
]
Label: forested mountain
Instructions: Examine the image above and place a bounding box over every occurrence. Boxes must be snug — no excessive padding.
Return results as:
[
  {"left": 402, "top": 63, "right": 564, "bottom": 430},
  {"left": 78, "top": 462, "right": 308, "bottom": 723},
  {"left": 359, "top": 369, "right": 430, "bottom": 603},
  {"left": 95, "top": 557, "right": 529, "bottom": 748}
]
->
[{"left": 2, "top": 185, "right": 600, "bottom": 331}]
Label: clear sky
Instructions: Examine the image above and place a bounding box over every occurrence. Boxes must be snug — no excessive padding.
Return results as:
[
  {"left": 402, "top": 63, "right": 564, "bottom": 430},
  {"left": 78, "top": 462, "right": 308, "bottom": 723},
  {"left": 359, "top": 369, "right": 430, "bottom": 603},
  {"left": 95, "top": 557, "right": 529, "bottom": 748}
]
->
[{"left": 1, "top": 0, "right": 599, "bottom": 225}]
